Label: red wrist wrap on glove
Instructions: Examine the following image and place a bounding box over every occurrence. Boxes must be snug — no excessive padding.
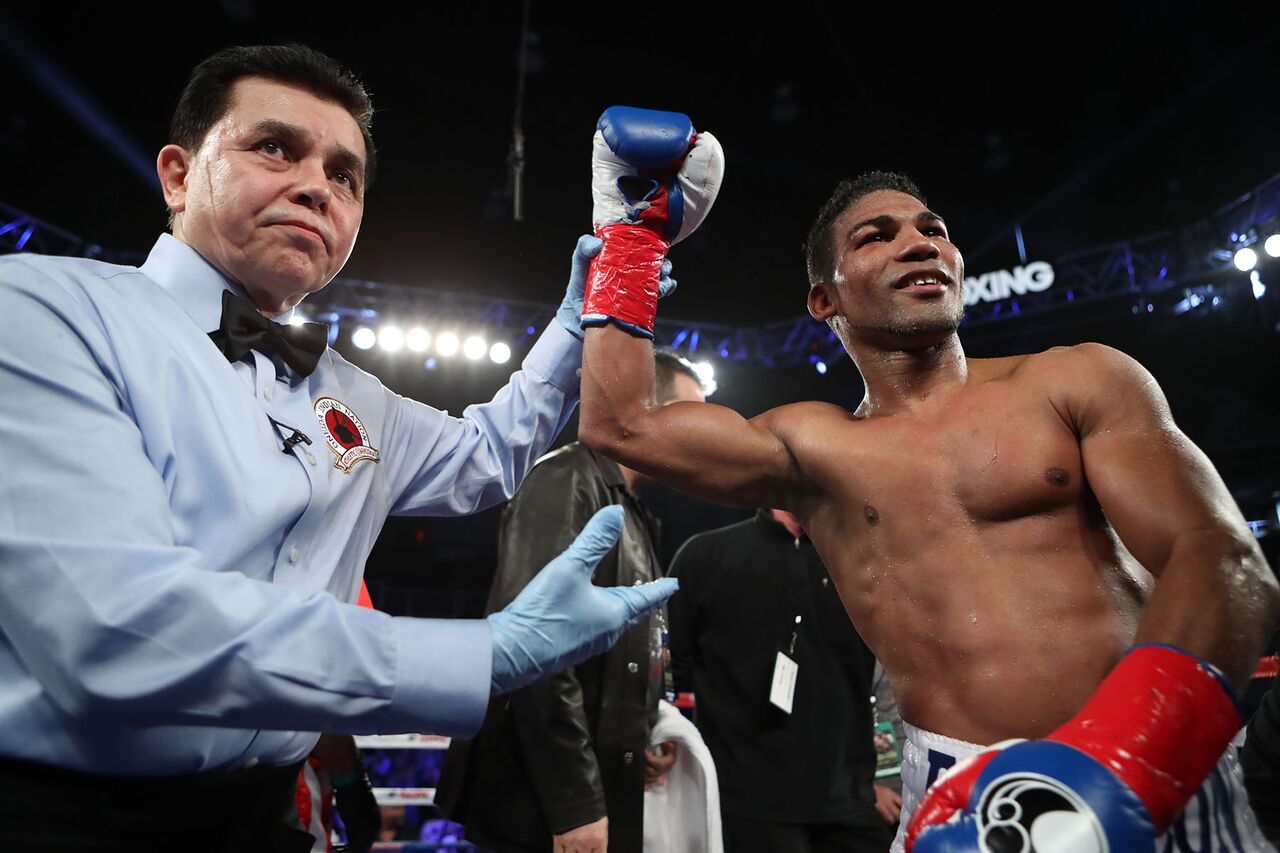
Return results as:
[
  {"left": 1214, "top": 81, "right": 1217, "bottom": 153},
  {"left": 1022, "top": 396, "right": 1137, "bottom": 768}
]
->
[
  {"left": 582, "top": 224, "right": 668, "bottom": 339},
  {"left": 1048, "top": 644, "right": 1241, "bottom": 832}
]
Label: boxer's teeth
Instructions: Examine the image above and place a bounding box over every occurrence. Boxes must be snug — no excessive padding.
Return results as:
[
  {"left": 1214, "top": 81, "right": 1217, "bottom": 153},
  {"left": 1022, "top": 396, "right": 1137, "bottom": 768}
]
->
[{"left": 897, "top": 274, "right": 944, "bottom": 288}]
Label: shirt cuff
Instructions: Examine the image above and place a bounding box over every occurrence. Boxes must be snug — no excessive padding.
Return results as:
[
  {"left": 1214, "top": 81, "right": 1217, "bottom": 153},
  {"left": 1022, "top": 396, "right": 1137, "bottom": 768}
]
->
[
  {"left": 383, "top": 617, "right": 492, "bottom": 738},
  {"left": 521, "top": 322, "right": 583, "bottom": 394}
]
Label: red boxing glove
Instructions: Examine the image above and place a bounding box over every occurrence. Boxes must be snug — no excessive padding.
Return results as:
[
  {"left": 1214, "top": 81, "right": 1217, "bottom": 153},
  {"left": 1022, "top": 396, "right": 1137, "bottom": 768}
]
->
[
  {"left": 907, "top": 645, "right": 1242, "bottom": 852},
  {"left": 1047, "top": 644, "right": 1241, "bottom": 828}
]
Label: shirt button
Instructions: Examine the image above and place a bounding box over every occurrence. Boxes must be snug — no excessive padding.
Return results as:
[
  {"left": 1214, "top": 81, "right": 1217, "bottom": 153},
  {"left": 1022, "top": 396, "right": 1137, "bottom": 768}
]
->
[
  {"left": 289, "top": 547, "right": 300, "bottom": 564},
  {"left": 627, "top": 662, "right": 639, "bottom": 674},
  {"left": 305, "top": 453, "right": 317, "bottom": 466},
  {"left": 822, "top": 577, "right": 829, "bottom": 587},
  {"left": 623, "top": 752, "right": 634, "bottom": 765},
  {"left": 263, "top": 386, "right": 273, "bottom": 400}
]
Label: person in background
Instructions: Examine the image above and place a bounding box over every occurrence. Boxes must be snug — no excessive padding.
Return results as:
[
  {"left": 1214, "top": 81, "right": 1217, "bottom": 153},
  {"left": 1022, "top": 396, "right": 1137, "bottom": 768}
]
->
[
  {"left": 668, "top": 508, "right": 894, "bottom": 852},
  {"left": 438, "top": 350, "right": 709, "bottom": 853}
]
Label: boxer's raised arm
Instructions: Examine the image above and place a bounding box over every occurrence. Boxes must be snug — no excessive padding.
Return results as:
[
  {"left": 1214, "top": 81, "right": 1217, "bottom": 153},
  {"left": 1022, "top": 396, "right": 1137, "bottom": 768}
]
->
[
  {"left": 580, "top": 325, "right": 806, "bottom": 509},
  {"left": 576, "top": 107, "right": 808, "bottom": 509}
]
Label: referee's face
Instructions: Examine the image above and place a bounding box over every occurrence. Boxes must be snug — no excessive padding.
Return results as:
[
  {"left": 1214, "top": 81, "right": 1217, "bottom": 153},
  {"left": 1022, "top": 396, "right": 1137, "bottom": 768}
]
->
[{"left": 159, "top": 77, "right": 366, "bottom": 316}]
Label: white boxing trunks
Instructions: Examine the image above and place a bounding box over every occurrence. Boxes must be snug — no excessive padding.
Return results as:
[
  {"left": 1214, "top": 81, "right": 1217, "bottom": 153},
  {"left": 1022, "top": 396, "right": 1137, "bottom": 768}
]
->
[{"left": 891, "top": 722, "right": 1275, "bottom": 853}]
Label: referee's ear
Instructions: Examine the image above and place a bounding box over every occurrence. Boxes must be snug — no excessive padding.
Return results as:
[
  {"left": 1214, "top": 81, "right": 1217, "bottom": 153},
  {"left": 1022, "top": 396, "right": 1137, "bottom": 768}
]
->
[{"left": 158, "top": 144, "right": 193, "bottom": 231}]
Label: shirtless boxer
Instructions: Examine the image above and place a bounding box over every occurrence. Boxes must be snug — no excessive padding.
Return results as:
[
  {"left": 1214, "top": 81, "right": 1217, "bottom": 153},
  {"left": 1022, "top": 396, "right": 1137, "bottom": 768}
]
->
[{"left": 574, "top": 108, "right": 1280, "bottom": 852}]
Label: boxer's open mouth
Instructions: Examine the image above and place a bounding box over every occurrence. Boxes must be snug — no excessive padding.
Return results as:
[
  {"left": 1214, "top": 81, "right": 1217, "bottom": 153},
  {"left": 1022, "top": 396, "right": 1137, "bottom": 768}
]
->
[{"left": 893, "top": 271, "right": 950, "bottom": 290}]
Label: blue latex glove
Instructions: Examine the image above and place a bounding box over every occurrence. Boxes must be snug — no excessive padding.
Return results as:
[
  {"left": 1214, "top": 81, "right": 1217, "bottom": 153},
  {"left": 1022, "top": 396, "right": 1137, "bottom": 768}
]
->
[
  {"left": 556, "top": 236, "right": 677, "bottom": 340},
  {"left": 488, "top": 506, "right": 678, "bottom": 695},
  {"left": 660, "top": 260, "right": 677, "bottom": 297}
]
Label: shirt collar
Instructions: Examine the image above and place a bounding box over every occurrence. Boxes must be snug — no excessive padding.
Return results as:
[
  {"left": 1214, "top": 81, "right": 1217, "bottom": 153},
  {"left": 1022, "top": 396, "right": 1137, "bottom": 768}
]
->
[{"left": 140, "top": 234, "right": 298, "bottom": 332}]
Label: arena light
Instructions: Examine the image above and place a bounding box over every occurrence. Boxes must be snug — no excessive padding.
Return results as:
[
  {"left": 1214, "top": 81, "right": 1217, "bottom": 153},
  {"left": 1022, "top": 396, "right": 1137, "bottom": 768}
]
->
[
  {"left": 1265, "top": 234, "right": 1280, "bottom": 258},
  {"left": 489, "top": 342, "right": 512, "bottom": 364},
  {"left": 1252, "top": 270, "right": 1267, "bottom": 300},
  {"left": 692, "top": 360, "right": 718, "bottom": 395},
  {"left": 351, "top": 327, "right": 376, "bottom": 350},
  {"left": 463, "top": 335, "right": 487, "bottom": 361},
  {"left": 1234, "top": 247, "right": 1258, "bottom": 272},
  {"left": 435, "top": 332, "right": 459, "bottom": 357},
  {"left": 406, "top": 327, "right": 431, "bottom": 353},
  {"left": 1172, "top": 292, "right": 1205, "bottom": 315},
  {"left": 377, "top": 325, "right": 405, "bottom": 353},
  {"left": 815, "top": 360, "right": 828, "bottom": 375}
]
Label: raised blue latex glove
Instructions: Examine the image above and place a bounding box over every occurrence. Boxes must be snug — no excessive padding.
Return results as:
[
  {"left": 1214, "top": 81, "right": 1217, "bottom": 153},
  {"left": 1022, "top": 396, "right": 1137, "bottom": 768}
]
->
[
  {"left": 556, "top": 236, "right": 677, "bottom": 340},
  {"left": 488, "top": 506, "right": 678, "bottom": 695}
]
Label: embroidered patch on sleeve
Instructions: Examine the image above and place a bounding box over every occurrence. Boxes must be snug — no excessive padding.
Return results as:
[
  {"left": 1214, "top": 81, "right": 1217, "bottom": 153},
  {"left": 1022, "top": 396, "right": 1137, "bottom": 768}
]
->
[{"left": 313, "top": 397, "right": 381, "bottom": 473}]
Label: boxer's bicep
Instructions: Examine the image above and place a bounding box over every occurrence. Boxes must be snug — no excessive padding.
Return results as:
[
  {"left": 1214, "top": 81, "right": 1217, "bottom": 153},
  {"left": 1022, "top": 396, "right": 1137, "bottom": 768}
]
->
[
  {"left": 612, "top": 398, "right": 804, "bottom": 508},
  {"left": 1071, "top": 345, "right": 1275, "bottom": 684},
  {"left": 1072, "top": 343, "right": 1249, "bottom": 575},
  {"left": 580, "top": 326, "right": 804, "bottom": 507}
]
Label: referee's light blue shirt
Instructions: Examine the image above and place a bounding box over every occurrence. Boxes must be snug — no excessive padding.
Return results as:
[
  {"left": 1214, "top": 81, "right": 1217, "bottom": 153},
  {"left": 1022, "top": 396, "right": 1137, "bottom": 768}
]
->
[{"left": 0, "top": 235, "right": 582, "bottom": 775}]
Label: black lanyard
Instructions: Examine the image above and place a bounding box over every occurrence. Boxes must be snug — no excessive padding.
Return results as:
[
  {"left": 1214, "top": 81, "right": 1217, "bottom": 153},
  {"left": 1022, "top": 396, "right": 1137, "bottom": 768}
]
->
[{"left": 779, "top": 534, "right": 808, "bottom": 657}]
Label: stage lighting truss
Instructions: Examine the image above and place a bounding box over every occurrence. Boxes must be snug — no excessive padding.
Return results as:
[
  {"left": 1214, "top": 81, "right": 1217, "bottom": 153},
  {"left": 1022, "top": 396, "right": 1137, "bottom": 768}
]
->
[{"left": 5, "top": 171, "right": 1280, "bottom": 371}]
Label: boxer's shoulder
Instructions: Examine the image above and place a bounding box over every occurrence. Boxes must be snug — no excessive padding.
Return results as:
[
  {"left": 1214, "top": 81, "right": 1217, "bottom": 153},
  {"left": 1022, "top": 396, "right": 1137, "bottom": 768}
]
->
[
  {"left": 757, "top": 399, "right": 864, "bottom": 440},
  {"left": 1022, "top": 343, "right": 1166, "bottom": 429},
  {"left": 969, "top": 344, "right": 1156, "bottom": 414},
  {"left": 1014, "top": 341, "right": 1142, "bottom": 381}
]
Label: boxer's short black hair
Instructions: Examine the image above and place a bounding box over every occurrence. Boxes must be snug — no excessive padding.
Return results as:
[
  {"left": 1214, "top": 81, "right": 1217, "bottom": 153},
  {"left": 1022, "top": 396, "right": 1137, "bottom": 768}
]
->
[
  {"left": 804, "top": 171, "right": 927, "bottom": 286},
  {"left": 170, "top": 44, "right": 377, "bottom": 186}
]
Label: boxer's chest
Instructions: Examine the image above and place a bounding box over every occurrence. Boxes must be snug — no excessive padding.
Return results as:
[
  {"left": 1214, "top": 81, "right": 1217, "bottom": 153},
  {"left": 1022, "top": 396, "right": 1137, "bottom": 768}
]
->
[{"left": 819, "top": 380, "right": 1085, "bottom": 540}]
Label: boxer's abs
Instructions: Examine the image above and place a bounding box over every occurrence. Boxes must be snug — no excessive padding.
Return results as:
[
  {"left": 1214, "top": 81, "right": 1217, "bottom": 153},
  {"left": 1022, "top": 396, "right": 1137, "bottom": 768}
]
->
[{"left": 816, "top": 506, "right": 1150, "bottom": 745}]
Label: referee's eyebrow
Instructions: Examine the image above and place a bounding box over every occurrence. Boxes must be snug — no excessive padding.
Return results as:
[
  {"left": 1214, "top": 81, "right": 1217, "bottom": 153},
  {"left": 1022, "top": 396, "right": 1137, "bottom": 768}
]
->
[{"left": 249, "top": 118, "right": 367, "bottom": 187}]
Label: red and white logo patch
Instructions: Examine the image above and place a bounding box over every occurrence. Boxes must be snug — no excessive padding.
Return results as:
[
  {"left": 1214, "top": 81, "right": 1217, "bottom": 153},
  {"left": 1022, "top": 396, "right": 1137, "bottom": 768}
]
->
[{"left": 313, "top": 397, "right": 380, "bottom": 474}]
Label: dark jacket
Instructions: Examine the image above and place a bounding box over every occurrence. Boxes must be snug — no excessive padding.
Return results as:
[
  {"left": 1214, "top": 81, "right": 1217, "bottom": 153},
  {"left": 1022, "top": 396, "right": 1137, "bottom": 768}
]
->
[
  {"left": 667, "top": 510, "right": 883, "bottom": 828},
  {"left": 436, "top": 444, "right": 662, "bottom": 853},
  {"left": 1242, "top": 677, "right": 1280, "bottom": 842}
]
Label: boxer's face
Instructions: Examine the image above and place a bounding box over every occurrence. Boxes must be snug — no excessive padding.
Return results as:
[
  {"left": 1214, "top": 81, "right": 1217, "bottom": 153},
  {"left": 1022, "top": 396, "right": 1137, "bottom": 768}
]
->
[
  {"left": 160, "top": 77, "right": 366, "bottom": 316},
  {"left": 809, "top": 190, "right": 965, "bottom": 347}
]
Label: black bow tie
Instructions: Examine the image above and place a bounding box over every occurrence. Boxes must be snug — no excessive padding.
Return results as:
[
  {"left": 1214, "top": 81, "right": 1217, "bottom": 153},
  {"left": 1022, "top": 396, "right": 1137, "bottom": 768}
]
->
[{"left": 208, "top": 290, "right": 328, "bottom": 378}]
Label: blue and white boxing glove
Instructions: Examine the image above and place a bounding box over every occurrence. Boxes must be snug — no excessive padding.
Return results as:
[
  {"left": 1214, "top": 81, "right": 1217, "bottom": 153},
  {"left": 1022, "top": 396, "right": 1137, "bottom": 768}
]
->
[
  {"left": 581, "top": 106, "right": 723, "bottom": 338},
  {"left": 906, "top": 646, "right": 1243, "bottom": 853},
  {"left": 487, "top": 506, "right": 678, "bottom": 695},
  {"left": 907, "top": 741, "right": 1158, "bottom": 853}
]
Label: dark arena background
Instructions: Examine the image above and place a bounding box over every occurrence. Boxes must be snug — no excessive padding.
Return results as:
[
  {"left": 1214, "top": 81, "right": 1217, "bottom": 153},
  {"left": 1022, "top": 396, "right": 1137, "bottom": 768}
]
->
[{"left": 3, "top": 2, "right": 1280, "bottom": 848}]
